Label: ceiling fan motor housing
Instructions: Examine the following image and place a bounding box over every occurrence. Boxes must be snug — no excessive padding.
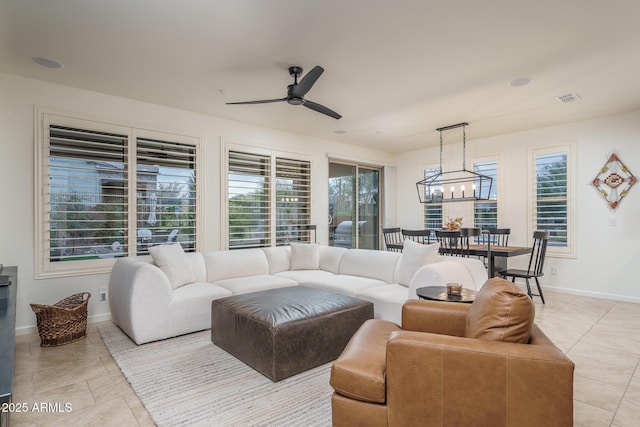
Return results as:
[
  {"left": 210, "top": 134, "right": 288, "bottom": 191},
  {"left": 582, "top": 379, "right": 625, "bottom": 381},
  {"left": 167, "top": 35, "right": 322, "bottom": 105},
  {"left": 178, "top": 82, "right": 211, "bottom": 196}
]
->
[{"left": 287, "top": 85, "right": 303, "bottom": 105}]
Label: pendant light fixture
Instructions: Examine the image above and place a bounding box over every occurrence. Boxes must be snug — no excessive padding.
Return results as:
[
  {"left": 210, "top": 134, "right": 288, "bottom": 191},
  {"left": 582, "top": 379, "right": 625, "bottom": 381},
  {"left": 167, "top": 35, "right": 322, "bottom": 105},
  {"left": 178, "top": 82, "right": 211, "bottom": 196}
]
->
[{"left": 416, "top": 122, "right": 493, "bottom": 203}]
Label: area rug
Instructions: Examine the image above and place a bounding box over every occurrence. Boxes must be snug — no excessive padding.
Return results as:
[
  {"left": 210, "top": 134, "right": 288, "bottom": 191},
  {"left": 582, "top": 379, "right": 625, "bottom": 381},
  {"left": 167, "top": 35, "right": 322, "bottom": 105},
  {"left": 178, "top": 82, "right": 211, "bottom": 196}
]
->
[{"left": 99, "top": 325, "right": 333, "bottom": 427}]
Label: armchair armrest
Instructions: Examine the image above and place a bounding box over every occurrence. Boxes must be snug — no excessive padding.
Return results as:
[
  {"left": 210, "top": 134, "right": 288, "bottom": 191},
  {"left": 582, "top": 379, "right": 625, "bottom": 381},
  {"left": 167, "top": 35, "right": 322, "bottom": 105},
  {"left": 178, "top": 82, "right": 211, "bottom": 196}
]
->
[
  {"left": 401, "top": 299, "right": 469, "bottom": 336},
  {"left": 385, "top": 329, "right": 574, "bottom": 427}
]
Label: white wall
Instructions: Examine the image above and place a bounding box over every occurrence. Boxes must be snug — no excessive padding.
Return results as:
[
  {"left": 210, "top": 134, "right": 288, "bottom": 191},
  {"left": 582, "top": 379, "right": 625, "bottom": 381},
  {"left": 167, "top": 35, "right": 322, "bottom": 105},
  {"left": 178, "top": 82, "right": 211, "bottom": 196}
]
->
[
  {"left": 395, "top": 112, "right": 640, "bottom": 302},
  {"left": 0, "top": 72, "right": 393, "bottom": 332}
]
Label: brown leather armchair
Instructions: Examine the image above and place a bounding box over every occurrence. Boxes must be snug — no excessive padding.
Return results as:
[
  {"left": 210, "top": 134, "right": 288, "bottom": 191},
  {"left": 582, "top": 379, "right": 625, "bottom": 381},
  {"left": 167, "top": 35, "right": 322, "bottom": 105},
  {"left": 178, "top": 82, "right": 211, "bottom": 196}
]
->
[{"left": 330, "top": 278, "right": 574, "bottom": 427}]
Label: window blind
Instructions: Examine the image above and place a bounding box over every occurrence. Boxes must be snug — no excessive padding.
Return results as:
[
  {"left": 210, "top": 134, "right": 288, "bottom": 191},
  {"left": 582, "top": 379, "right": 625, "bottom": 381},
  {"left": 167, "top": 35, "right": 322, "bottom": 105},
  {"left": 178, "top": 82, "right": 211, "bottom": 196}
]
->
[
  {"left": 135, "top": 137, "right": 197, "bottom": 254},
  {"left": 48, "top": 125, "right": 129, "bottom": 261},
  {"left": 228, "top": 151, "right": 272, "bottom": 248},
  {"left": 422, "top": 167, "right": 443, "bottom": 229},
  {"left": 474, "top": 160, "right": 498, "bottom": 231},
  {"left": 227, "top": 149, "right": 312, "bottom": 249},
  {"left": 275, "top": 157, "right": 311, "bottom": 245},
  {"left": 535, "top": 152, "right": 568, "bottom": 247}
]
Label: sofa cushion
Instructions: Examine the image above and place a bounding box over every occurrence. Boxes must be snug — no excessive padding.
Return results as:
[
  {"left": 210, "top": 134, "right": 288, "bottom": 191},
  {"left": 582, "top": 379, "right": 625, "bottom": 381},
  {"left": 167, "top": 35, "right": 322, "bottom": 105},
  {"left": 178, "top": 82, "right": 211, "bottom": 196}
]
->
[
  {"left": 204, "top": 249, "right": 269, "bottom": 282},
  {"left": 465, "top": 277, "right": 535, "bottom": 344},
  {"left": 356, "top": 284, "right": 408, "bottom": 326},
  {"left": 397, "top": 240, "right": 440, "bottom": 286},
  {"left": 339, "top": 249, "right": 401, "bottom": 283},
  {"left": 303, "top": 275, "right": 387, "bottom": 296},
  {"left": 262, "top": 246, "right": 291, "bottom": 274},
  {"left": 212, "top": 275, "right": 297, "bottom": 295},
  {"left": 148, "top": 243, "right": 195, "bottom": 289},
  {"left": 185, "top": 252, "right": 207, "bottom": 283},
  {"left": 275, "top": 269, "right": 336, "bottom": 284},
  {"left": 319, "top": 245, "right": 347, "bottom": 274},
  {"left": 290, "top": 243, "right": 320, "bottom": 270}
]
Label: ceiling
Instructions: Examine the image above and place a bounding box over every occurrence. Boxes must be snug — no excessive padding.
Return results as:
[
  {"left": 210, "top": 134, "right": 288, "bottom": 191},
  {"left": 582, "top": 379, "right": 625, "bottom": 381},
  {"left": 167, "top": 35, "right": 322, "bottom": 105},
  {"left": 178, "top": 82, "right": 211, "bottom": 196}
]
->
[{"left": 2, "top": 0, "right": 640, "bottom": 152}]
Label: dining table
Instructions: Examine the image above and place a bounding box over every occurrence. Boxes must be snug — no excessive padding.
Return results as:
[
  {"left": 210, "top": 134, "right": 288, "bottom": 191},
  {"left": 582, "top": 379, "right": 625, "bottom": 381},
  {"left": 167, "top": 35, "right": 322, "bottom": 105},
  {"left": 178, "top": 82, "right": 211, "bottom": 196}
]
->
[{"left": 439, "top": 244, "right": 532, "bottom": 278}]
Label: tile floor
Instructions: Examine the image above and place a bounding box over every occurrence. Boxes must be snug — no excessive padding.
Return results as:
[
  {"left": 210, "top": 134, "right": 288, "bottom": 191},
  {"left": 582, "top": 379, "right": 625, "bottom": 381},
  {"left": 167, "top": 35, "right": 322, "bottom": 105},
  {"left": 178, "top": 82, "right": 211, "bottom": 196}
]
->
[{"left": 8, "top": 290, "right": 640, "bottom": 426}]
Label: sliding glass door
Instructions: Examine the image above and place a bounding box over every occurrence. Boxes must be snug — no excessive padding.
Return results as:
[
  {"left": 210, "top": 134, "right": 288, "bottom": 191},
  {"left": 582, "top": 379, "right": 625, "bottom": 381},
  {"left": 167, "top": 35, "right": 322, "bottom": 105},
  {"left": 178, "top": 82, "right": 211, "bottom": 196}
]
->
[{"left": 328, "top": 162, "right": 380, "bottom": 249}]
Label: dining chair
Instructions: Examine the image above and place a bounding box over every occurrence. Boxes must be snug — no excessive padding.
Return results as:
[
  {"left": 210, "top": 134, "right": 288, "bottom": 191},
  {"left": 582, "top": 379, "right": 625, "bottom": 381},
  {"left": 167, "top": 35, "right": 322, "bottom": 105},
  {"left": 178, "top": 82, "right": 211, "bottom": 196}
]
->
[
  {"left": 382, "top": 227, "right": 404, "bottom": 252},
  {"left": 460, "top": 227, "right": 482, "bottom": 258},
  {"left": 480, "top": 228, "right": 511, "bottom": 246},
  {"left": 401, "top": 229, "right": 434, "bottom": 245},
  {"left": 498, "top": 230, "right": 549, "bottom": 304},
  {"left": 477, "top": 228, "right": 510, "bottom": 266},
  {"left": 435, "top": 230, "right": 462, "bottom": 256}
]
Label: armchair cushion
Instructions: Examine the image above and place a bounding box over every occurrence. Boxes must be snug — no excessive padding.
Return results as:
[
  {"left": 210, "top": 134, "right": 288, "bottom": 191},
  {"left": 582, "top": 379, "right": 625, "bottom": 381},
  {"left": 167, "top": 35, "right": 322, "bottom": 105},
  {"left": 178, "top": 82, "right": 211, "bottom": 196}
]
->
[{"left": 465, "top": 277, "right": 535, "bottom": 344}]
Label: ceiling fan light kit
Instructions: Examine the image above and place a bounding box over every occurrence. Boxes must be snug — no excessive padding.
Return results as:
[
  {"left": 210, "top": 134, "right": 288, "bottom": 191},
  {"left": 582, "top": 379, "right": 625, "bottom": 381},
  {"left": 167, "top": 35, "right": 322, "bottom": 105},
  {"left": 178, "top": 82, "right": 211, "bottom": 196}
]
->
[
  {"left": 226, "top": 65, "right": 342, "bottom": 119},
  {"left": 416, "top": 122, "right": 493, "bottom": 204}
]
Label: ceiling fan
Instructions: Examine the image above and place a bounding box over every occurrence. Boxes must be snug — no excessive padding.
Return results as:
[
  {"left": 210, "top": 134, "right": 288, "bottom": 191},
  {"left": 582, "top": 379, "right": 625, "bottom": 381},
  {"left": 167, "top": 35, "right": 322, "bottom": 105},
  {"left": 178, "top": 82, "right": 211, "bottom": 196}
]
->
[{"left": 226, "top": 65, "right": 342, "bottom": 120}]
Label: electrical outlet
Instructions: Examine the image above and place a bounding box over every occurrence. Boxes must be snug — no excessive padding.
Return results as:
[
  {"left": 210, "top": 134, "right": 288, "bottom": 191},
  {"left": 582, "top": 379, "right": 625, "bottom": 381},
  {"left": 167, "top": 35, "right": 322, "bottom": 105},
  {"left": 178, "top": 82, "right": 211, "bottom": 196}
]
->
[
  {"left": 550, "top": 266, "right": 558, "bottom": 275},
  {"left": 99, "top": 287, "right": 108, "bottom": 301}
]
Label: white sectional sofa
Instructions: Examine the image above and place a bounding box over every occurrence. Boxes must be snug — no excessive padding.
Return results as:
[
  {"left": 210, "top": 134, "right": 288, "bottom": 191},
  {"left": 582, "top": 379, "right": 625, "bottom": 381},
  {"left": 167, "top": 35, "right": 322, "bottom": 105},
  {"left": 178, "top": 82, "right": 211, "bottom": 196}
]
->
[{"left": 109, "top": 241, "right": 487, "bottom": 344}]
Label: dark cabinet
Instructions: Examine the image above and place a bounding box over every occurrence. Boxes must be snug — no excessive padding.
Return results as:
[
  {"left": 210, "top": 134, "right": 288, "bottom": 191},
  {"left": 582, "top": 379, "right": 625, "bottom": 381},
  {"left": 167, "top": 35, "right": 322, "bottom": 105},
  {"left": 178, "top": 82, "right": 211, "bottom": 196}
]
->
[{"left": 0, "top": 266, "right": 17, "bottom": 427}]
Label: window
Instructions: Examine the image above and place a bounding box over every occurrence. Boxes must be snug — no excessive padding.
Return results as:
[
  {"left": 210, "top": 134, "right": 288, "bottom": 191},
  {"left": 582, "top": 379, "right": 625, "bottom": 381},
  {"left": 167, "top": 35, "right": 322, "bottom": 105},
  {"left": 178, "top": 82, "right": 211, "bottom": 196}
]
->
[
  {"left": 135, "top": 137, "right": 197, "bottom": 254},
  {"left": 473, "top": 160, "right": 498, "bottom": 230},
  {"left": 36, "top": 111, "right": 199, "bottom": 277},
  {"left": 226, "top": 146, "right": 312, "bottom": 249},
  {"left": 422, "top": 167, "right": 443, "bottom": 229},
  {"left": 530, "top": 145, "right": 574, "bottom": 256},
  {"left": 276, "top": 157, "right": 312, "bottom": 245}
]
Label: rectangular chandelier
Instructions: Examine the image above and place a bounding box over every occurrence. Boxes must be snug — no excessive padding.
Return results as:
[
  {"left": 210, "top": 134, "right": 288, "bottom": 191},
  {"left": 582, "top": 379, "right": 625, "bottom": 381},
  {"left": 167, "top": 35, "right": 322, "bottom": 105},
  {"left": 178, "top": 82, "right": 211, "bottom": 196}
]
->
[{"left": 416, "top": 122, "right": 493, "bottom": 203}]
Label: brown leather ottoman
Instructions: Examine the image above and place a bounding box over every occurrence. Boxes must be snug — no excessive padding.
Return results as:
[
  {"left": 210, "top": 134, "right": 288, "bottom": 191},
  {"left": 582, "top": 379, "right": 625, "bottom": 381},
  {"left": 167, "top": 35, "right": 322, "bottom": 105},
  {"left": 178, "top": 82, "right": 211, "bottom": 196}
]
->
[{"left": 211, "top": 286, "right": 374, "bottom": 382}]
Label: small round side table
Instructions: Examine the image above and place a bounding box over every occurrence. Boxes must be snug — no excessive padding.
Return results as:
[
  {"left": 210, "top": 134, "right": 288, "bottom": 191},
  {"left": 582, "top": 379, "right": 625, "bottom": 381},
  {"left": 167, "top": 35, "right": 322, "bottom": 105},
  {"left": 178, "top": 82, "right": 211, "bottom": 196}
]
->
[{"left": 416, "top": 286, "right": 476, "bottom": 303}]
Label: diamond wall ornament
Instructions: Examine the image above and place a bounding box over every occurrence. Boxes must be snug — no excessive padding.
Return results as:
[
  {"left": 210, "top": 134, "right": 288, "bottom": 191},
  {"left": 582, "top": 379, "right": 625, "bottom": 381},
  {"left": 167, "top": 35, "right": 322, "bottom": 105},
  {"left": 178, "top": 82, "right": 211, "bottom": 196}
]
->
[{"left": 592, "top": 152, "right": 636, "bottom": 210}]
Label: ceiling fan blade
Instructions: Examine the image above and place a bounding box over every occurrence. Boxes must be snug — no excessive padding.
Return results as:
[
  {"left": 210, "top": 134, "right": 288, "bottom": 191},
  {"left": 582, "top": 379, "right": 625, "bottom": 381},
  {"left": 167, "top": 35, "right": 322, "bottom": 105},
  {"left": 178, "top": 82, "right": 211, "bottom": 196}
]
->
[
  {"left": 293, "top": 66, "right": 324, "bottom": 98},
  {"left": 226, "top": 98, "right": 287, "bottom": 105},
  {"left": 302, "top": 99, "right": 342, "bottom": 120}
]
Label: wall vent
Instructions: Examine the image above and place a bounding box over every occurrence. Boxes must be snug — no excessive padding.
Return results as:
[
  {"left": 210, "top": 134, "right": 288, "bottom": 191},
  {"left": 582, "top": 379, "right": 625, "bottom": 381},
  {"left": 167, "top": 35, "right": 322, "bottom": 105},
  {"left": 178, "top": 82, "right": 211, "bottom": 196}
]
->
[{"left": 556, "top": 92, "right": 582, "bottom": 103}]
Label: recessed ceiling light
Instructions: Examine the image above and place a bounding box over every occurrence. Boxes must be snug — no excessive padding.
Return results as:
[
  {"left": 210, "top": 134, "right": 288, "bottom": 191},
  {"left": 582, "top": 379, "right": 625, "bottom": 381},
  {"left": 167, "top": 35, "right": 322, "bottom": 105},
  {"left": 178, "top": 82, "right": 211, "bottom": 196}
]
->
[
  {"left": 334, "top": 130, "right": 347, "bottom": 134},
  {"left": 509, "top": 77, "right": 531, "bottom": 87},
  {"left": 32, "top": 57, "right": 63, "bottom": 69}
]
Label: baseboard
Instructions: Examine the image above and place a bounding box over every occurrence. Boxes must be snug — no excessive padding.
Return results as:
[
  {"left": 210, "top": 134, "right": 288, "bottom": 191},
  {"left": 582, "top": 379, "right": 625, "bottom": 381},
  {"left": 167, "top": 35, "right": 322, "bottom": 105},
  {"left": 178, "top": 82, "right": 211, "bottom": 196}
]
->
[
  {"left": 15, "top": 312, "right": 113, "bottom": 336},
  {"left": 545, "top": 286, "right": 640, "bottom": 304}
]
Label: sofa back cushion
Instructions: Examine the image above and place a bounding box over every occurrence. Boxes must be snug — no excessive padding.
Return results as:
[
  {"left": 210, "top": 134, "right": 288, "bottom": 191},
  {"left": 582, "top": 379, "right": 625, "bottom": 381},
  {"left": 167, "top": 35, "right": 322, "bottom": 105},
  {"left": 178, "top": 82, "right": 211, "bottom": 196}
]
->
[
  {"left": 290, "top": 243, "right": 320, "bottom": 270},
  {"left": 465, "top": 277, "right": 535, "bottom": 344},
  {"left": 339, "top": 249, "right": 401, "bottom": 283},
  {"left": 148, "top": 243, "right": 195, "bottom": 289},
  {"left": 319, "top": 246, "right": 347, "bottom": 274},
  {"left": 262, "top": 246, "right": 291, "bottom": 274},
  {"left": 396, "top": 240, "right": 440, "bottom": 286},
  {"left": 204, "top": 249, "right": 269, "bottom": 282},
  {"left": 185, "top": 252, "right": 207, "bottom": 282}
]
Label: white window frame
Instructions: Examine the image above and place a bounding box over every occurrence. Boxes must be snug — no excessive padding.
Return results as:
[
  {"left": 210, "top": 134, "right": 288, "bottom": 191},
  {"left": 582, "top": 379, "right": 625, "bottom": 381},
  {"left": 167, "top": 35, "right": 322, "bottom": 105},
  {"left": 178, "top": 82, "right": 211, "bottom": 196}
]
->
[
  {"left": 528, "top": 143, "right": 576, "bottom": 258},
  {"left": 222, "top": 141, "right": 313, "bottom": 250},
  {"left": 35, "top": 108, "right": 201, "bottom": 278}
]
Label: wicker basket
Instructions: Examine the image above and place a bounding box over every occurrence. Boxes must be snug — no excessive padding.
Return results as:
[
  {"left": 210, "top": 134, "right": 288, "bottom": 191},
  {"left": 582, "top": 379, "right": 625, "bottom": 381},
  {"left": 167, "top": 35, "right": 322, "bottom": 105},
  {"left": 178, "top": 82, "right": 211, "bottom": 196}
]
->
[{"left": 30, "top": 292, "right": 91, "bottom": 347}]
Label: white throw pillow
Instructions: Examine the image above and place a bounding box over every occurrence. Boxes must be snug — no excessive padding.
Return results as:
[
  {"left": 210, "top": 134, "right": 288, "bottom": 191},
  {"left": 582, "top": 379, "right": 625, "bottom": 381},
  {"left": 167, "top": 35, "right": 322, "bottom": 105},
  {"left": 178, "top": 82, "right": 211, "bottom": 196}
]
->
[
  {"left": 290, "top": 243, "right": 320, "bottom": 270},
  {"left": 148, "top": 243, "right": 195, "bottom": 290},
  {"left": 398, "top": 239, "right": 440, "bottom": 286}
]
